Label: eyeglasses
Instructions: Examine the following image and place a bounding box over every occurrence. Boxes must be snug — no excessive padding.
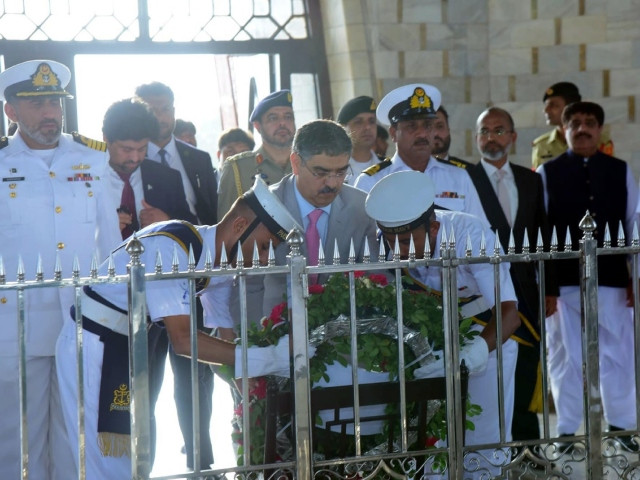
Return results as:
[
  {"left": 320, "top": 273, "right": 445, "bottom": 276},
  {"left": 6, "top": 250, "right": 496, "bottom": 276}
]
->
[
  {"left": 302, "top": 161, "right": 352, "bottom": 180},
  {"left": 477, "top": 128, "right": 512, "bottom": 138}
]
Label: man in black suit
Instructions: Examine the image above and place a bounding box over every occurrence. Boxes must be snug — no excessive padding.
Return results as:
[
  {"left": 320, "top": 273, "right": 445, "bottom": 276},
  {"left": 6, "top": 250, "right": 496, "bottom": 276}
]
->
[
  {"left": 467, "top": 107, "right": 558, "bottom": 443},
  {"left": 98, "top": 98, "right": 195, "bottom": 256},
  {"left": 134, "top": 82, "right": 218, "bottom": 473}
]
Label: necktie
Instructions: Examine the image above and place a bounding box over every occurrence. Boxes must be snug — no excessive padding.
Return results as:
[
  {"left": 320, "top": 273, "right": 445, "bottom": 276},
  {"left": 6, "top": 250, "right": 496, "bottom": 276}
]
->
[
  {"left": 305, "top": 208, "right": 323, "bottom": 283},
  {"left": 495, "top": 169, "right": 512, "bottom": 227},
  {"left": 118, "top": 171, "right": 138, "bottom": 239},
  {"left": 158, "top": 148, "right": 169, "bottom": 166}
]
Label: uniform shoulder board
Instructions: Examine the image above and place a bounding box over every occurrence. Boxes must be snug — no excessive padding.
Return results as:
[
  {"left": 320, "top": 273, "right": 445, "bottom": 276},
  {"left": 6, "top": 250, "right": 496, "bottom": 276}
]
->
[
  {"left": 436, "top": 156, "right": 471, "bottom": 169},
  {"left": 363, "top": 158, "right": 392, "bottom": 176},
  {"left": 531, "top": 131, "right": 550, "bottom": 146},
  {"left": 227, "top": 150, "right": 256, "bottom": 164},
  {"left": 72, "top": 132, "right": 107, "bottom": 152},
  {"left": 0, "top": 136, "right": 8, "bottom": 149}
]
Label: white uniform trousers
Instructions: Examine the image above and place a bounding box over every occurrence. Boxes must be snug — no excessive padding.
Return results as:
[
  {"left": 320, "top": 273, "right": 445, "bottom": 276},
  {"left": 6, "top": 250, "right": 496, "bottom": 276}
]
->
[
  {"left": 0, "top": 353, "right": 74, "bottom": 480},
  {"left": 547, "top": 286, "right": 637, "bottom": 434},
  {"left": 428, "top": 338, "right": 518, "bottom": 479},
  {"left": 56, "top": 319, "right": 131, "bottom": 480}
]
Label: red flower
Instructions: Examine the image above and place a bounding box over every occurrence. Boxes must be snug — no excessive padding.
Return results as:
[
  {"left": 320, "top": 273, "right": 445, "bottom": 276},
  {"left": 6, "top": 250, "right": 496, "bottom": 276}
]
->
[
  {"left": 354, "top": 270, "right": 365, "bottom": 278},
  {"left": 368, "top": 274, "right": 388, "bottom": 286},
  {"left": 308, "top": 284, "right": 325, "bottom": 294},
  {"left": 426, "top": 436, "right": 439, "bottom": 447},
  {"left": 250, "top": 377, "right": 268, "bottom": 399},
  {"left": 269, "top": 302, "right": 286, "bottom": 322}
]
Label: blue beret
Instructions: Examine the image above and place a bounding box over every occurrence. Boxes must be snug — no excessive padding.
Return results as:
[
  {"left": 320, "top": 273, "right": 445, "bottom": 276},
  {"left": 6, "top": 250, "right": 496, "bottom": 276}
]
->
[{"left": 250, "top": 89, "right": 293, "bottom": 122}]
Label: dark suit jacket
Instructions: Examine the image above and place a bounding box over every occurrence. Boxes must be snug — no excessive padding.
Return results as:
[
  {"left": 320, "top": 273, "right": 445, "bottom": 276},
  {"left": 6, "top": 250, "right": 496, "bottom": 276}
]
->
[
  {"left": 175, "top": 139, "right": 218, "bottom": 225},
  {"left": 468, "top": 162, "right": 558, "bottom": 340},
  {"left": 140, "top": 159, "right": 196, "bottom": 223}
]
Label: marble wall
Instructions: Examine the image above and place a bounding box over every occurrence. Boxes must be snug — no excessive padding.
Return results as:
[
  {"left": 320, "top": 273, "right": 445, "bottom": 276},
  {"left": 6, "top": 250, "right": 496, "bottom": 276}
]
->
[{"left": 319, "top": 0, "right": 640, "bottom": 176}]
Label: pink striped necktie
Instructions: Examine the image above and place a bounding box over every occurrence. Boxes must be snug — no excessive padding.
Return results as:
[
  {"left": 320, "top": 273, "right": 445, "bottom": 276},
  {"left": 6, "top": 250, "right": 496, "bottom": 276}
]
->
[{"left": 305, "top": 208, "right": 323, "bottom": 283}]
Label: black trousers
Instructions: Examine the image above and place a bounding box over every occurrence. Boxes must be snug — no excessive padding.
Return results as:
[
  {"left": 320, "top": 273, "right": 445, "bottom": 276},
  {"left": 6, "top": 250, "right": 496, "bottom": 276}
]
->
[
  {"left": 511, "top": 341, "right": 541, "bottom": 441},
  {"left": 147, "top": 305, "right": 214, "bottom": 470}
]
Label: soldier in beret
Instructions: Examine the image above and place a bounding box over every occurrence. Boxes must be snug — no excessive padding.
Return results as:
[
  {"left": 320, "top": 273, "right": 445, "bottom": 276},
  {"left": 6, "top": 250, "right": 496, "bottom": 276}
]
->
[
  {"left": 217, "top": 89, "right": 296, "bottom": 219},
  {"left": 531, "top": 81, "right": 614, "bottom": 169},
  {"left": 336, "top": 95, "right": 385, "bottom": 185},
  {"left": 0, "top": 59, "right": 107, "bottom": 479}
]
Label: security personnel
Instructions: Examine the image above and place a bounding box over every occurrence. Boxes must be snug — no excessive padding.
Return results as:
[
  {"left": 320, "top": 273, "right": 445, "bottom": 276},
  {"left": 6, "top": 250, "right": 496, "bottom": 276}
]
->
[
  {"left": 353, "top": 83, "right": 489, "bottom": 224},
  {"left": 365, "top": 171, "right": 520, "bottom": 479},
  {"left": 531, "top": 81, "right": 614, "bottom": 169},
  {"left": 336, "top": 95, "right": 386, "bottom": 184},
  {"left": 0, "top": 59, "right": 107, "bottom": 479},
  {"left": 56, "top": 178, "right": 303, "bottom": 480},
  {"left": 217, "top": 89, "right": 296, "bottom": 219}
]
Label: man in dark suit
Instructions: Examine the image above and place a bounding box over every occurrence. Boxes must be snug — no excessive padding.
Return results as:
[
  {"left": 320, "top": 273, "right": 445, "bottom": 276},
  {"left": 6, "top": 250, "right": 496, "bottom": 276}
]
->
[
  {"left": 134, "top": 82, "right": 218, "bottom": 473},
  {"left": 467, "top": 107, "right": 558, "bottom": 443},
  {"left": 98, "top": 98, "right": 195, "bottom": 257}
]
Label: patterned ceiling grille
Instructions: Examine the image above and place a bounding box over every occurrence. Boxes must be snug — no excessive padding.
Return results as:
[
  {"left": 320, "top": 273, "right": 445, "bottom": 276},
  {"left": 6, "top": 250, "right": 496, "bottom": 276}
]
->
[{"left": 0, "top": 0, "right": 308, "bottom": 41}]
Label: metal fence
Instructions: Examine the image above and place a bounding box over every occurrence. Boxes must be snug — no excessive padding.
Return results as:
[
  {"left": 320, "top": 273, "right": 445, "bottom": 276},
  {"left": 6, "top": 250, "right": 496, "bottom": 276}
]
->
[{"left": 5, "top": 211, "right": 640, "bottom": 479}]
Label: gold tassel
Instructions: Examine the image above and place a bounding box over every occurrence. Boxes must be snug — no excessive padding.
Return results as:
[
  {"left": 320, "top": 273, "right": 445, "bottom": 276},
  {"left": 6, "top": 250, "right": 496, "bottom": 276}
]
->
[
  {"left": 98, "top": 432, "right": 131, "bottom": 458},
  {"left": 528, "top": 361, "right": 544, "bottom": 413}
]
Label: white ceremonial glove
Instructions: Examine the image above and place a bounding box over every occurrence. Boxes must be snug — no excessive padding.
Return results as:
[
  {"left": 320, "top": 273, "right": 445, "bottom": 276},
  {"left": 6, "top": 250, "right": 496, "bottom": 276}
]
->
[
  {"left": 234, "top": 335, "right": 316, "bottom": 378},
  {"left": 413, "top": 337, "right": 489, "bottom": 379},
  {"left": 413, "top": 350, "right": 445, "bottom": 379},
  {"left": 460, "top": 336, "right": 489, "bottom": 374}
]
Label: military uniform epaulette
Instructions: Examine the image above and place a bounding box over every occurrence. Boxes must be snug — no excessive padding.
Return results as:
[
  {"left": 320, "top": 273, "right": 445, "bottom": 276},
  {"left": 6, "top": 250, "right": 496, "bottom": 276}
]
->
[
  {"left": 363, "top": 158, "right": 392, "bottom": 176},
  {"left": 227, "top": 150, "right": 258, "bottom": 164},
  {"left": 72, "top": 132, "right": 106, "bottom": 152},
  {"left": 0, "top": 136, "right": 8, "bottom": 149},
  {"left": 531, "top": 131, "right": 551, "bottom": 146},
  {"left": 435, "top": 156, "right": 471, "bottom": 169}
]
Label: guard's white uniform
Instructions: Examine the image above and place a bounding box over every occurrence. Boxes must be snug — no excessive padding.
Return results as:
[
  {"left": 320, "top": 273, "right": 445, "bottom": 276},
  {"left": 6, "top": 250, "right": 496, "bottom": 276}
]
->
[
  {"left": 413, "top": 210, "right": 518, "bottom": 479},
  {"left": 354, "top": 153, "right": 489, "bottom": 225},
  {"left": 0, "top": 132, "right": 107, "bottom": 480},
  {"left": 56, "top": 224, "right": 231, "bottom": 479}
]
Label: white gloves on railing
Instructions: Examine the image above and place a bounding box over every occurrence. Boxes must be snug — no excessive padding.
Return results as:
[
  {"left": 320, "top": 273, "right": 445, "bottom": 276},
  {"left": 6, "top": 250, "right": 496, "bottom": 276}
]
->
[
  {"left": 234, "top": 334, "right": 316, "bottom": 378},
  {"left": 413, "top": 336, "right": 489, "bottom": 378}
]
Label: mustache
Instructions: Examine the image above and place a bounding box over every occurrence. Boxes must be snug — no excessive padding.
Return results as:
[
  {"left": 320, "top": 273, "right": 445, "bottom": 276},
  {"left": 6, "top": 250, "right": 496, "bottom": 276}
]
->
[
  {"left": 40, "top": 119, "right": 60, "bottom": 128},
  {"left": 319, "top": 186, "right": 338, "bottom": 194},
  {"left": 574, "top": 132, "right": 592, "bottom": 139},
  {"left": 413, "top": 138, "right": 429, "bottom": 146}
]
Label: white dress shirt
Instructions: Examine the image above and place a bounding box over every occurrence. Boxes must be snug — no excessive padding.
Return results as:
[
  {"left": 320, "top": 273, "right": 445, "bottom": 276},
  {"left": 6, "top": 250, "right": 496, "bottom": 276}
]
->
[
  {"left": 147, "top": 137, "right": 198, "bottom": 218},
  {"left": 479, "top": 158, "right": 518, "bottom": 223},
  {"left": 95, "top": 163, "right": 146, "bottom": 261},
  {"left": 345, "top": 151, "right": 378, "bottom": 186}
]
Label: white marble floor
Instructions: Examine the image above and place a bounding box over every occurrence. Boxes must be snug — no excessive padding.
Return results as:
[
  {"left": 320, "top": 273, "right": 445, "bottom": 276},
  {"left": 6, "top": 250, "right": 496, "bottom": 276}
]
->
[{"left": 151, "top": 366, "right": 237, "bottom": 478}]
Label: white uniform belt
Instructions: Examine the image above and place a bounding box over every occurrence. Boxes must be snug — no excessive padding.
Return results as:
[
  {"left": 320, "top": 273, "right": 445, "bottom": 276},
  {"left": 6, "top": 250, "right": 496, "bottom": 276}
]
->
[
  {"left": 80, "top": 291, "right": 129, "bottom": 336},
  {"left": 460, "top": 296, "right": 490, "bottom": 319}
]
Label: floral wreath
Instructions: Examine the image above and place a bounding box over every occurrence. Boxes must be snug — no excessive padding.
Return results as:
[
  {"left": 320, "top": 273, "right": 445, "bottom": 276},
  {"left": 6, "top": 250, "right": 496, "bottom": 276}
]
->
[{"left": 220, "top": 272, "right": 480, "bottom": 467}]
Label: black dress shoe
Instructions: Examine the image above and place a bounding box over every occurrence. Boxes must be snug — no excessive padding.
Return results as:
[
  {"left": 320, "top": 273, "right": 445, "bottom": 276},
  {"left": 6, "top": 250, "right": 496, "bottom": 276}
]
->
[
  {"left": 554, "top": 433, "right": 576, "bottom": 454},
  {"left": 609, "top": 425, "right": 640, "bottom": 452}
]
